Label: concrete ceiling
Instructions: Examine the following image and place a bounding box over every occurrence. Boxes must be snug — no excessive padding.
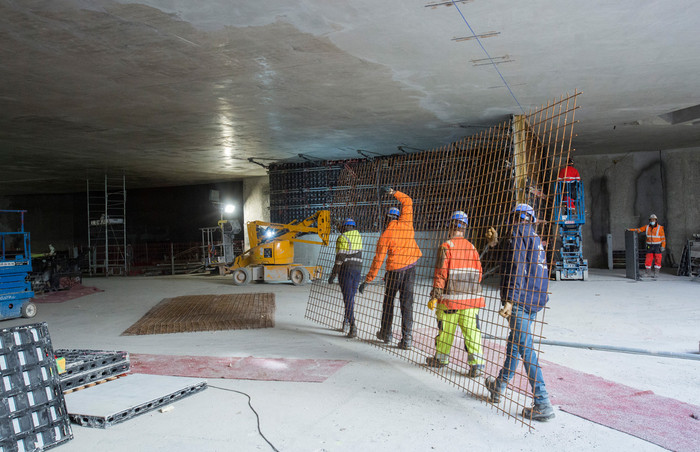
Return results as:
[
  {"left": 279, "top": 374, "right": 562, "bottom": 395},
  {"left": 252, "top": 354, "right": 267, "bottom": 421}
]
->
[{"left": 2, "top": 0, "right": 700, "bottom": 195}]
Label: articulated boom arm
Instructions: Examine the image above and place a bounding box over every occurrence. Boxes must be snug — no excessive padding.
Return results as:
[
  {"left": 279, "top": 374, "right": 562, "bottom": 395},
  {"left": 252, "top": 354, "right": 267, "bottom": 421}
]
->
[{"left": 248, "top": 210, "right": 331, "bottom": 248}]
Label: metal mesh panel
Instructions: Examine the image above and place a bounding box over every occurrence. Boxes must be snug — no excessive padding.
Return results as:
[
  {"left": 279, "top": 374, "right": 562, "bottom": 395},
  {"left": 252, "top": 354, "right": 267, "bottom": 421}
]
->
[{"left": 305, "top": 92, "right": 580, "bottom": 428}]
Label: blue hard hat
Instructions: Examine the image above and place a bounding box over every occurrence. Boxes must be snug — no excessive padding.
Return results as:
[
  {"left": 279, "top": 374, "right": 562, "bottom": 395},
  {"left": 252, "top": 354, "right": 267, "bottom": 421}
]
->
[
  {"left": 514, "top": 203, "right": 537, "bottom": 222},
  {"left": 343, "top": 218, "right": 356, "bottom": 227},
  {"left": 387, "top": 207, "right": 400, "bottom": 218},
  {"left": 451, "top": 210, "right": 468, "bottom": 227}
]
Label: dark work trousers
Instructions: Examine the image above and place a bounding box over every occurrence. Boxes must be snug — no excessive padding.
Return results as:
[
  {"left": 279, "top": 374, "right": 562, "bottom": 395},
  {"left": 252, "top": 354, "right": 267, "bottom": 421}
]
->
[
  {"left": 338, "top": 265, "right": 361, "bottom": 325},
  {"left": 379, "top": 266, "right": 416, "bottom": 340}
]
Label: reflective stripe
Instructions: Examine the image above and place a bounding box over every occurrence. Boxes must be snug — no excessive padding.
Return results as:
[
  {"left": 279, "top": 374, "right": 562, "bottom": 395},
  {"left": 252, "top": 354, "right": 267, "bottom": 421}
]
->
[{"left": 441, "top": 292, "right": 482, "bottom": 300}]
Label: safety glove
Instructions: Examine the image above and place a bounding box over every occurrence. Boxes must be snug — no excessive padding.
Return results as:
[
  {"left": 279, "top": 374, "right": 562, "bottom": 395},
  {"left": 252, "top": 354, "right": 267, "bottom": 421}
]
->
[
  {"left": 427, "top": 298, "right": 438, "bottom": 311},
  {"left": 498, "top": 301, "right": 513, "bottom": 319},
  {"left": 485, "top": 227, "right": 499, "bottom": 247}
]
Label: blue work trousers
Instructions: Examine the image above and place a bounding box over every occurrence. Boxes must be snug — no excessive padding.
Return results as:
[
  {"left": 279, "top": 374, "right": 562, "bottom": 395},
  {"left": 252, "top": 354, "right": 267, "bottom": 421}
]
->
[
  {"left": 338, "top": 265, "right": 361, "bottom": 325},
  {"left": 497, "top": 305, "right": 550, "bottom": 405}
]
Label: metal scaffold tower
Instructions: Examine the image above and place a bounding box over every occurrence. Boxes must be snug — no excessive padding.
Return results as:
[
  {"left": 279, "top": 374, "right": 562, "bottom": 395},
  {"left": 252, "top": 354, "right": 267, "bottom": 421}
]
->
[{"left": 87, "top": 175, "right": 127, "bottom": 276}]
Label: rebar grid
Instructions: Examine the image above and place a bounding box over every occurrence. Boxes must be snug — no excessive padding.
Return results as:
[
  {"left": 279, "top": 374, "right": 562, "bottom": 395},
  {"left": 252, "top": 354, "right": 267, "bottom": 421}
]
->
[{"left": 305, "top": 92, "right": 580, "bottom": 428}]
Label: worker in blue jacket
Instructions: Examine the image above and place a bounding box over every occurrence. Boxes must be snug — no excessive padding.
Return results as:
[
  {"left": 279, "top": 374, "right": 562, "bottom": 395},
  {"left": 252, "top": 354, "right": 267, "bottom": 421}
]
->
[{"left": 485, "top": 203, "right": 555, "bottom": 422}]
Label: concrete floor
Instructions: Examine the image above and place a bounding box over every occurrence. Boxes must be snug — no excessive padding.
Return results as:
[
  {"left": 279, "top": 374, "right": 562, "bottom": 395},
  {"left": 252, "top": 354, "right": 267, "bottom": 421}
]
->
[{"left": 5, "top": 269, "right": 699, "bottom": 451}]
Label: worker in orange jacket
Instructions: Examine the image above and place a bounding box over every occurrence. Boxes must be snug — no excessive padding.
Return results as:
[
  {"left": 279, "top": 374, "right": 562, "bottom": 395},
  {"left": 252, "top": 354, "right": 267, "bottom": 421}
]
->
[
  {"left": 359, "top": 187, "right": 422, "bottom": 350},
  {"left": 426, "top": 211, "right": 493, "bottom": 378},
  {"left": 628, "top": 214, "right": 666, "bottom": 278}
]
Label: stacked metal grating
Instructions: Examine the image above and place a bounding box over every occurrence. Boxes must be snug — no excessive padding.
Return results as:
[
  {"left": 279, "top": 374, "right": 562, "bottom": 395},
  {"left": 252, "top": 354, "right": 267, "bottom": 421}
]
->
[
  {"left": 268, "top": 161, "right": 345, "bottom": 224},
  {"left": 0, "top": 323, "right": 73, "bottom": 451},
  {"left": 54, "top": 349, "right": 130, "bottom": 393}
]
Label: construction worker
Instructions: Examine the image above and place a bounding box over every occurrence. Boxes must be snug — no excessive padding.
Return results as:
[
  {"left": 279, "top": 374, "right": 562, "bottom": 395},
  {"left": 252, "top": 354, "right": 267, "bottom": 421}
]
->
[
  {"left": 485, "top": 203, "right": 555, "bottom": 422},
  {"left": 627, "top": 214, "right": 666, "bottom": 278},
  {"left": 557, "top": 157, "right": 581, "bottom": 181},
  {"left": 359, "top": 186, "right": 422, "bottom": 350},
  {"left": 328, "top": 218, "right": 363, "bottom": 338},
  {"left": 425, "top": 211, "right": 495, "bottom": 377}
]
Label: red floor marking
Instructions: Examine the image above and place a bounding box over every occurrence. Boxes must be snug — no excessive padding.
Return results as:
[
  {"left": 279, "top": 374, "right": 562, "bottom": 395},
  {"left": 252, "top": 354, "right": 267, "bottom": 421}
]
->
[
  {"left": 130, "top": 353, "right": 349, "bottom": 383},
  {"left": 544, "top": 361, "right": 700, "bottom": 452},
  {"left": 412, "top": 326, "right": 700, "bottom": 450},
  {"left": 33, "top": 285, "right": 104, "bottom": 303}
]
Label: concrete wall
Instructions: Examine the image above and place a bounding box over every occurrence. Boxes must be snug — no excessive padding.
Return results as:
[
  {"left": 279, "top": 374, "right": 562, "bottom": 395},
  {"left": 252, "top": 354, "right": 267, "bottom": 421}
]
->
[
  {"left": 576, "top": 147, "right": 700, "bottom": 268},
  {"left": 243, "top": 176, "right": 270, "bottom": 249}
]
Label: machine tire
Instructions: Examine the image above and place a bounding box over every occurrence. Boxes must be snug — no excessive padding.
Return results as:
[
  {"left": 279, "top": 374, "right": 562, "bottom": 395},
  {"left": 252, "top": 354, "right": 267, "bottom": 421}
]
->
[
  {"left": 232, "top": 268, "right": 251, "bottom": 286},
  {"left": 290, "top": 267, "right": 309, "bottom": 286},
  {"left": 21, "top": 302, "right": 37, "bottom": 318},
  {"left": 555, "top": 270, "right": 561, "bottom": 281}
]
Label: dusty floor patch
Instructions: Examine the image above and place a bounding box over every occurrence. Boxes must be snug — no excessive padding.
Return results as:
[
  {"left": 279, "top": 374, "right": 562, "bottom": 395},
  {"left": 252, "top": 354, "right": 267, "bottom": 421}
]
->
[
  {"left": 121, "top": 293, "right": 274, "bottom": 335},
  {"left": 130, "top": 354, "right": 349, "bottom": 383}
]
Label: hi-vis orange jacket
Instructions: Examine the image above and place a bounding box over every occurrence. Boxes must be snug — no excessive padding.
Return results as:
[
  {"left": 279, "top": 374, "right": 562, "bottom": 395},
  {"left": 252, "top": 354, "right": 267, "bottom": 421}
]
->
[
  {"left": 433, "top": 237, "right": 485, "bottom": 310},
  {"left": 630, "top": 224, "right": 666, "bottom": 248},
  {"left": 365, "top": 191, "right": 422, "bottom": 282}
]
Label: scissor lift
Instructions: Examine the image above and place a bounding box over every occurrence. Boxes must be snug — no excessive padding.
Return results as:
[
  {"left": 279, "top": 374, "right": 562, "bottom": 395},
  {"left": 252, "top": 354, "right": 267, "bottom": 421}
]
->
[
  {"left": 554, "top": 180, "right": 589, "bottom": 281},
  {"left": 0, "top": 210, "right": 37, "bottom": 320}
]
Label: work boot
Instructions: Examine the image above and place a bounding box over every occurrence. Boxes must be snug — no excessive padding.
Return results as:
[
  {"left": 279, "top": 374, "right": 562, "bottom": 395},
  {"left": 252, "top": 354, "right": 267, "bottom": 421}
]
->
[
  {"left": 347, "top": 324, "right": 357, "bottom": 338},
  {"left": 376, "top": 330, "right": 392, "bottom": 344},
  {"left": 522, "top": 403, "right": 556, "bottom": 422},
  {"left": 468, "top": 364, "right": 485, "bottom": 378},
  {"left": 485, "top": 377, "right": 504, "bottom": 403},
  {"left": 342, "top": 321, "right": 351, "bottom": 334},
  {"left": 425, "top": 356, "right": 448, "bottom": 368},
  {"left": 397, "top": 338, "right": 412, "bottom": 350},
  {"left": 653, "top": 267, "right": 659, "bottom": 278},
  {"left": 644, "top": 268, "right": 651, "bottom": 278}
]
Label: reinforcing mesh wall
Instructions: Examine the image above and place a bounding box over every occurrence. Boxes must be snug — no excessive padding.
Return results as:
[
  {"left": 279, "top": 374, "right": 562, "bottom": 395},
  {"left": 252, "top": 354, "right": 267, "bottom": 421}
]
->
[{"left": 304, "top": 93, "right": 580, "bottom": 427}]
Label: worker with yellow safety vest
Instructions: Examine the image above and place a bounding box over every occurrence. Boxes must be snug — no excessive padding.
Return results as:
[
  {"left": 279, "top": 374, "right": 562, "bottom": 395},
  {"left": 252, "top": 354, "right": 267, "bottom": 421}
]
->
[
  {"left": 359, "top": 187, "right": 422, "bottom": 350},
  {"left": 628, "top": 214, "right": 666, "bottom": 278},
  {"left": 328, "top": 218, "right": 363, "bottom": 338},
  {"left": 426, "top": 211, "right": 491, "bottom": 378}
]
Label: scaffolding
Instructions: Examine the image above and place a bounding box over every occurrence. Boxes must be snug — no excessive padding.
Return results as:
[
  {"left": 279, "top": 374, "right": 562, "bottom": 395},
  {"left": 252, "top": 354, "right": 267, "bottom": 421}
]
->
[{"left": 87, "top": 175, "right": 127, "bottom": 276}]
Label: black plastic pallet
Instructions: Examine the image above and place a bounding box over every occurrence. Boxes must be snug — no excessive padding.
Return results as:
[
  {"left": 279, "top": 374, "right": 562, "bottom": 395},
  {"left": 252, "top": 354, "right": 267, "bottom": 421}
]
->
[
  {"left": 54, "top": 349, "right": 130, "bottom": 392},
  {"left": 1, "top": 323, "right": 73, "bottom": 452},
  {"left": 66, "top": 374, "right": 207, "bottom": 428}
]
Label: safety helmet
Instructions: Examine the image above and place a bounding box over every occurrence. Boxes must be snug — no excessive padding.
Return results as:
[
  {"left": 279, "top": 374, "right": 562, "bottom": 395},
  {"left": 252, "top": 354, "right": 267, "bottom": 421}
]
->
[
  {"left": 649, "top": 214, "right": 657, "bottom": 220},
  {"left": 450, "top": 210, "right": 468, "bottom": 228},
  {"left": 514, "top": 203, "right": 537, "bottom": 222},
  {"left": 343, "top": 218, "right": 356, "bottom": 227},
  {"left": 387, "top": 207, "right": 400, "bottom": 218}
]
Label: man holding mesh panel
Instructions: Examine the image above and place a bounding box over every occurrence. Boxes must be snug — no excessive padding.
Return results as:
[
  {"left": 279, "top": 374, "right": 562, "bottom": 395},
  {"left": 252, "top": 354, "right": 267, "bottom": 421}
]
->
[
  {"left": 425, "top": 211, "right": 489, "bottom": 378},
  {"left": 359, "top": 186, "right": 422, "bottom": 350},
  {"left": 485, "top": 203, "right": 555, "bottom": 422}
]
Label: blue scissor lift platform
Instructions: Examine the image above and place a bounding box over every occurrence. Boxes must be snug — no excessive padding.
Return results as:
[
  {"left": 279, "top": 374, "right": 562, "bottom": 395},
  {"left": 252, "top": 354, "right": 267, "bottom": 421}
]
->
[
  {"left": 0, "top": 210, "right": 37, "bottom": 320},
  {"left": 554, "top": 180, "right": 589, "bottom": 281}
]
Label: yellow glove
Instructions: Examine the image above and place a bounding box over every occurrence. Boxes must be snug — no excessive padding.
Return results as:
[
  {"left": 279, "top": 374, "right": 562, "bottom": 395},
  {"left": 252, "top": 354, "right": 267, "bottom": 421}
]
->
[
  {"left": 427, "top": 298, "right": 438, "bottom": 311},
  {"left": 498, "top": 301, "right": 513, "bottom": 319},
  {"left": 485, "top": 227, "right": 499, "bottom": 247}
]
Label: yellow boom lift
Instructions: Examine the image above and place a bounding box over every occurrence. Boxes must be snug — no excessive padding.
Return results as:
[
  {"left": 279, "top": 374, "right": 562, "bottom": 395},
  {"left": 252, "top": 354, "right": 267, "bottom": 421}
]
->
[{"left": 228, "top": 210, "right": 330, "bottom": 285}]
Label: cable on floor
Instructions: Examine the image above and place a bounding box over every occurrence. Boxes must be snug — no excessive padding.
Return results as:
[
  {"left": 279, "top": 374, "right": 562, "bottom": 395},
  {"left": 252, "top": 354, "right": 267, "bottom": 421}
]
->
[{"left": 209, "top": 385, "right": 280, "bottom": 452}]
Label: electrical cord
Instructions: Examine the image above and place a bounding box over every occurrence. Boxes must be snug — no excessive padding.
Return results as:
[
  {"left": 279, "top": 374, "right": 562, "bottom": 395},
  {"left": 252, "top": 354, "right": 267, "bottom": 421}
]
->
[{"left": 209, "top": 385, "right": 280, "bottom": 452}]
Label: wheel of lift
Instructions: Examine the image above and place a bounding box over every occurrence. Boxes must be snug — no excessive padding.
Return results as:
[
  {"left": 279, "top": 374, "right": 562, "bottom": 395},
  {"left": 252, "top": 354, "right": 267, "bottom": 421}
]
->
[
  {"left": 21, "top": 302, "right": 37, "bottom": 318},
  {"left": 555, "top": 270, "right": 561, "bottom": 281},
  {"left": 290, "top": 267, "right": 309, "bottom": 286},
  {"left": 232, "top": 268, "right": 251, "bottom": 286},
  {"left": 582, "top": 270, "right": 588, "bottom": 281}
]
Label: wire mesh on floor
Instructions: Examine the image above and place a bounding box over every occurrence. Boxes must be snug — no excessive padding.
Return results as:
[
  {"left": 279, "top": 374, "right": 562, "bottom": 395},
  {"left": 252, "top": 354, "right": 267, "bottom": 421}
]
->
[{"left": 306, "top": 92, "right": 580, "bottom": 428}]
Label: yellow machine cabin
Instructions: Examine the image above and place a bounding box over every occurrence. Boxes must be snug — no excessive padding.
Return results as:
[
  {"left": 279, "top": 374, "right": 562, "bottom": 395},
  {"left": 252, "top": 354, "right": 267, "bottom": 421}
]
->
[{"left": 228, "top": 210, "right": 330, "bottom": 285}]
